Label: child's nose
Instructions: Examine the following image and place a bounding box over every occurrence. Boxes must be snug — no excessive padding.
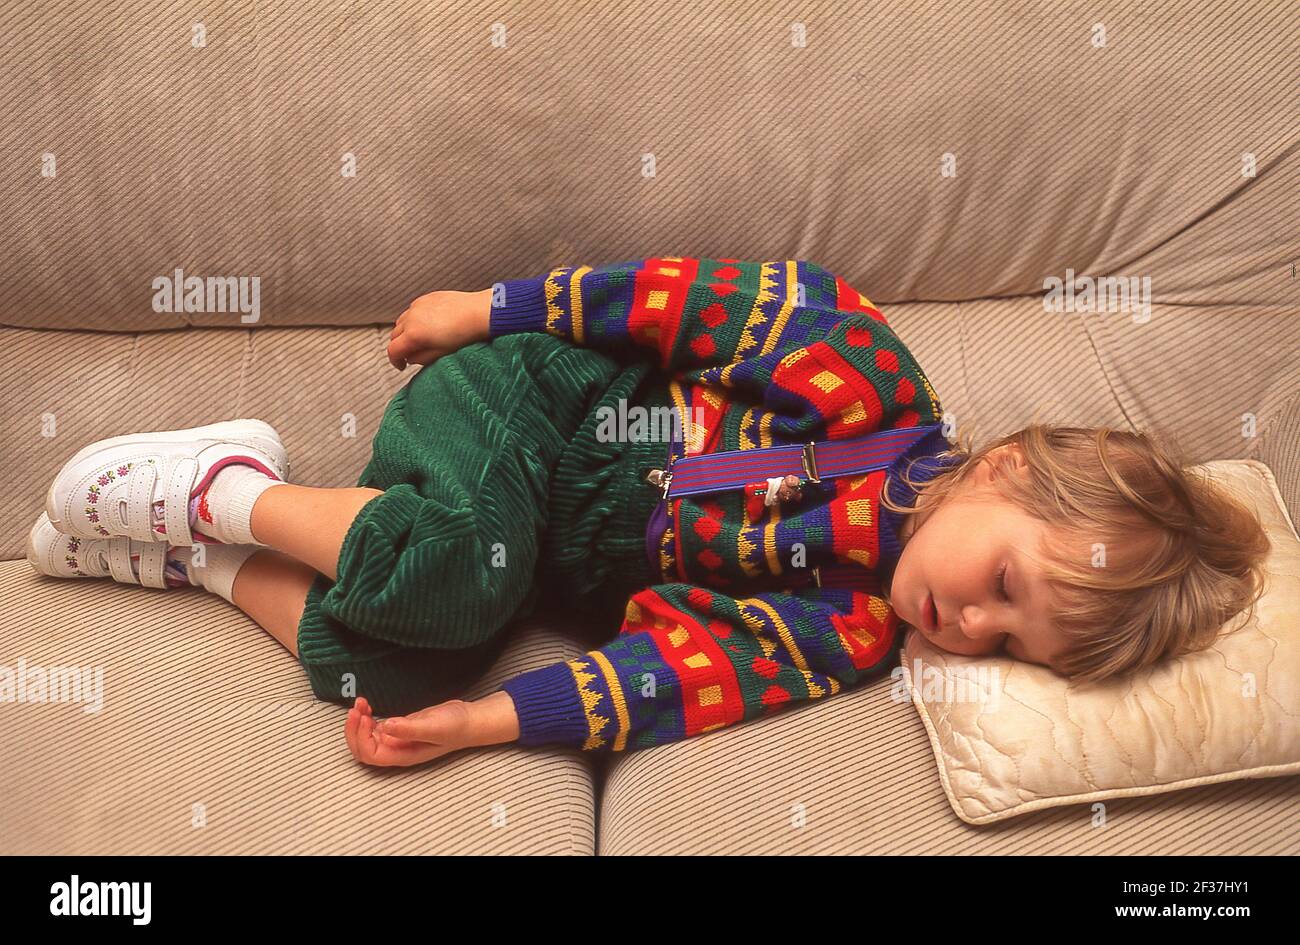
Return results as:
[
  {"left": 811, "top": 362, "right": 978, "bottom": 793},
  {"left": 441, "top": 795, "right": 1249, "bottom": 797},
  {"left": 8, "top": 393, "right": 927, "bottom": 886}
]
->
[{"left": 958, "top": 607, "right": 1000, "bottom": 643}]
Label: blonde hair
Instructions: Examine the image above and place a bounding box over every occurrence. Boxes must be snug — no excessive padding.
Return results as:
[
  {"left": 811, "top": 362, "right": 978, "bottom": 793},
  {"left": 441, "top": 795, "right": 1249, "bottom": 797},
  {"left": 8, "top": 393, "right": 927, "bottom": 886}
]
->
[{"left": 880, "top": 423, "right": 1271, "bottom": 684}]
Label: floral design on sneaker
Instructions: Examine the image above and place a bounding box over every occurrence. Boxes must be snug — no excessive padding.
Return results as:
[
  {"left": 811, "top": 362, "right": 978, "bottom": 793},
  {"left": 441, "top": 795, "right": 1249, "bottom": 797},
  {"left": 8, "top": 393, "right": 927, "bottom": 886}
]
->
[
  {"left": 83, "top": 461, "right": 147, "bottom": 537},
  {"left": 64, "top": 535, "right": 85, "bottom": 575},
  {"left": 45, "top": 420, "right": 287, "bottom": 544}
]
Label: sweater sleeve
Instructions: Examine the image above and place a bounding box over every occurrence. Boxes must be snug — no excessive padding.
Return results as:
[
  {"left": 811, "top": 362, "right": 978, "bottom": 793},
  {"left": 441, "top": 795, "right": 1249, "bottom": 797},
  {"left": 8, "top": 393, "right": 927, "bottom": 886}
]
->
[
  {"left": 497, "top": 581, "right": 901, "bottom": 752},
  {"left": 488, "top": 256, "right": 887, "bottom": 374}
]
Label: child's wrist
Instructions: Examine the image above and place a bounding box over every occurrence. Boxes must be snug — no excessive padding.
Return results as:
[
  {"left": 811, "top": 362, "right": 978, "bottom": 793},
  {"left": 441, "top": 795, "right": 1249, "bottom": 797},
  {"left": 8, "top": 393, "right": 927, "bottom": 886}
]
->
[
  {"left": 466, "top": 690, "right": 520, "bottom": 746},
  {"left": 473, "top": 287, "right": 494, "bottom": 341}
]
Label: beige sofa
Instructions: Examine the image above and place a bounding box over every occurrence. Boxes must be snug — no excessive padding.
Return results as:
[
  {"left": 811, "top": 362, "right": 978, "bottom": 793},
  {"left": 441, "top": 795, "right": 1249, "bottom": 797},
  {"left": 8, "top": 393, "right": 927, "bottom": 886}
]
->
[{"left": 1, "top": 1, "right": 1296, "bottom": 854}]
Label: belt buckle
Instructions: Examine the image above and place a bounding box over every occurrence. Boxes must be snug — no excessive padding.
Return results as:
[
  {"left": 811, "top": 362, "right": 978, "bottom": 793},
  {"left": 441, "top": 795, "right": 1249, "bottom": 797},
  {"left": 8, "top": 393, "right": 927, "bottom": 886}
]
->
[
  {"left": 801, "top": 442, "right": 821, "bottom": 483},
  {"left": 644, "top": 451, "right": 676, "bottom": 500}
]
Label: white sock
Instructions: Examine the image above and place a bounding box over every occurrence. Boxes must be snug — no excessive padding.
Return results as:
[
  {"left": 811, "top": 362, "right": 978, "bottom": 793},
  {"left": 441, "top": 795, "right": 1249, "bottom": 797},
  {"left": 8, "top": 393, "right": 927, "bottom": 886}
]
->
[
  {"left": 168, "top": 544, "right": 261, "bottom": 604},
  {"left": 191, "top": 464, "right": 285, "bottom": 545}
]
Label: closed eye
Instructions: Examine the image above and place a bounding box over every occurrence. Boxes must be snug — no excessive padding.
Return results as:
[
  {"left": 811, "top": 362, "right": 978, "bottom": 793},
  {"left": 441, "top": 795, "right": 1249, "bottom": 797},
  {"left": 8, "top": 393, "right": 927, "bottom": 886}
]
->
[{"left": 996, "top": 562, "right": 1010, "bottom": 601}]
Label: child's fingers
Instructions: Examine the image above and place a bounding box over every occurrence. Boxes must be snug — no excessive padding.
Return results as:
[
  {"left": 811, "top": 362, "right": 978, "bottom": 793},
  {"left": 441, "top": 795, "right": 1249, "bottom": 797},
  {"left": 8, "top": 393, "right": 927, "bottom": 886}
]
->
[
  {"left": 387, "top": 333, "right": 413, "bottom": 370},
  {"left": 375, "top": 734, "right": 443, "bottom": 767},
  {"left": 377, "top": 731, "right": 422, "bottom": 751},
  {"left": 346, "top": 709, "right": 450, "bottom": 767},
  {"left": 358, "top": 712, "right": 384, "bottom": 762},
  {"left": 347, "top": 696, "right": 456, "bottom": 766},
  {"left": 380, "top": 717, "right": 431, "bottom": 743},
  {"left": 381, "top": 701, "right": 469, "bottom": 745},
  {"left": 346, "top": 717, "right": 374, "bottom": 765},
  {"left": 362, "top": 714, "right": 424, "bottom": 766},
  {"left": 346, "top": 703, "right": 398, "bottom": 766},
  {"left": 387, "top": 337, "right": 441, "bottom": 372},
  {"left": 344, "top": 705, "right": 361, "bottom": 758},
  {"left": 407, "top": 349, "right": 444, "bottom": 367},
  {"left": 346, "top": 699, "right": 371, "bottom": 755}
]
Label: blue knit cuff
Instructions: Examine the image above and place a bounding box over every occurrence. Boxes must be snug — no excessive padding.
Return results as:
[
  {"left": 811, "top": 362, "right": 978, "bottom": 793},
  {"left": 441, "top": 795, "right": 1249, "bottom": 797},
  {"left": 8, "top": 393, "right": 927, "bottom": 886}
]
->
[
  {"left": 498, "top": 660, "right": 591, "bottom": 748},
  {"left": 489, "top": 274, "right": 551, "bottom": 338},
  {"left": 877, "top": 428, "right": 961, "bottom": 576},
  {"left": 876, "top": 504, "right": 907, "bottom": 577}
]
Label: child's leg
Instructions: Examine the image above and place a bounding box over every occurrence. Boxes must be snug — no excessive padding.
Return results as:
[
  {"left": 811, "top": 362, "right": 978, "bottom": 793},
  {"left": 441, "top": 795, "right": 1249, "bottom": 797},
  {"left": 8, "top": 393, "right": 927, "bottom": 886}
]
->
[
  {"left": 188, "top": 483, "right": 382, "bottom": 656},
  {"left": 217, "top": 484, "right": 383, "bottom": 657},
  {"left": 229, "top": 549, "right": 316, "bottom": 656},
  {"left": 246, "top": 484, "right": 383, "bottom": 581},
  {"left": 223, "top": 333, "right": 646, "bottom": 714}
]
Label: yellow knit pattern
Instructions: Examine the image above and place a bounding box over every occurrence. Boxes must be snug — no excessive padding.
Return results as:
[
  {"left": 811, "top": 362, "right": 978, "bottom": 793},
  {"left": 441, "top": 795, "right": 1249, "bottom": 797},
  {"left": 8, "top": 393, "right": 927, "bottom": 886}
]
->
[{"left": 735, "top": 261, "right": 781, "bottom": 358}]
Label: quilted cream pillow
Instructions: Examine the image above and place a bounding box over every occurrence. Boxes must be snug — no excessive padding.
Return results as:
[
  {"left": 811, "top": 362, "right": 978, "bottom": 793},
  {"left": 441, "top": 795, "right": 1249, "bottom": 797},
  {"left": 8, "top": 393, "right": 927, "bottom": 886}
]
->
[{"left": 900, "top": 458, "right": 1300, "bottom": 825}]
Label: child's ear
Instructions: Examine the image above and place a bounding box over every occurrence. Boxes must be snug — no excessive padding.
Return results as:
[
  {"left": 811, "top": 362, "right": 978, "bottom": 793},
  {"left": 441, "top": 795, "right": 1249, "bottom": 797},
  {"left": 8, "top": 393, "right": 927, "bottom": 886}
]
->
[{"left": 986, "top": 443, "right": 1028, "bottom": 479}]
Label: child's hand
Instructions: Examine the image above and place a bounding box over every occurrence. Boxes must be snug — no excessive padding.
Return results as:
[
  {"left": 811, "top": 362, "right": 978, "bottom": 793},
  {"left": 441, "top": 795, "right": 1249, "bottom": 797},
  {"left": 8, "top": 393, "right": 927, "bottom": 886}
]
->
[
  {"left": 387, "top": 288, "right": 493, "bottom": 370},
  {"left": 344, "top": 692, "right": 520, "bottom": 767},
  {"left": 344, "top": 696, "right": 467, "bottom": 766}
]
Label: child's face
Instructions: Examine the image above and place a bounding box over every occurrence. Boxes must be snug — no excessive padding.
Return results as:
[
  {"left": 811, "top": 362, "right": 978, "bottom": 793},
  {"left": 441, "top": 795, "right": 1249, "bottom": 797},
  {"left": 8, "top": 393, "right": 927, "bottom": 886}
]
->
[{"left": 887, "top": 445, "right": 1067, "bottom": 669}]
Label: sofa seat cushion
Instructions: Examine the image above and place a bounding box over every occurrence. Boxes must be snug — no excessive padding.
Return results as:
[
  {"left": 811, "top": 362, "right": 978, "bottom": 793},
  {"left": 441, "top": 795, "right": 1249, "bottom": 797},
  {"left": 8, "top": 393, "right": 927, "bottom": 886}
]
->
[
  {"left": 0, "top": 561, "right": 596, "bottom": 855},
  {"left": 597, "top": 666, "right": 1298, "bottom": 854}
]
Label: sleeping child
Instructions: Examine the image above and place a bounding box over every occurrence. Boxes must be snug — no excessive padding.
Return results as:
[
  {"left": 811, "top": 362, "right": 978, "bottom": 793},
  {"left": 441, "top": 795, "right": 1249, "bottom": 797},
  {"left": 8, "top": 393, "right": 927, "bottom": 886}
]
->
[{"left": 28, "top": 257, "right": 1270, "bottom": 765}]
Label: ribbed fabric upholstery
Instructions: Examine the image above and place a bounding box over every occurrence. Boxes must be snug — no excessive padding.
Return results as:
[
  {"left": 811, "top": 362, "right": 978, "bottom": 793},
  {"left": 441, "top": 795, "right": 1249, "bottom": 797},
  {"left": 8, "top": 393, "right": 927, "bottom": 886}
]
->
[
  {"left": 0, "top": 561, "right": 596, "bottom": 855},
  {"left": 597, "top": 673, "right": 1300, "bottom": 855},
  {"left": 297, "top": 332, "right": 665, "bottom": 716},
  {"left": 0, "top": 3, "right": 1291, "bottom": 331}
]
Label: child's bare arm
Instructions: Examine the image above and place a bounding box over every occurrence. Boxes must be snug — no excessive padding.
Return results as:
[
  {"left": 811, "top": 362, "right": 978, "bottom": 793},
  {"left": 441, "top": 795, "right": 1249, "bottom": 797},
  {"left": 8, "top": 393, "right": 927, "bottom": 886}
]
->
[{"left": 344, "top": 692, "right": 520, "bottom": 767}]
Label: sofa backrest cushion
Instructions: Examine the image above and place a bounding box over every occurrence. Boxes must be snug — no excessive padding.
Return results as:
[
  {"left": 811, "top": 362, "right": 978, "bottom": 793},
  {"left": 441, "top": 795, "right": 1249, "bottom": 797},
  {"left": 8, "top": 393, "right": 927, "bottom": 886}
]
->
[{"left": 1, "top": 2, "right": 1292, "bottom": 332}]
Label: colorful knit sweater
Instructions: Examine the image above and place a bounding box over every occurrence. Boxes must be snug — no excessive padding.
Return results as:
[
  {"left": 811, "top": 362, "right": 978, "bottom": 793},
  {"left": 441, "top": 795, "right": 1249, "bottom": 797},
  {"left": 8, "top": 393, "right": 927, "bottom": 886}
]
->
[{"left": 491, "top": 256, "right": 954, "bottom": 752}]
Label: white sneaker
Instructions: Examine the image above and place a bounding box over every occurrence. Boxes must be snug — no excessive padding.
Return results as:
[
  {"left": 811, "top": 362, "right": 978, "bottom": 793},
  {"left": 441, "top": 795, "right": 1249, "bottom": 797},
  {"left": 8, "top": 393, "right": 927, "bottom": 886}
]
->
[
  {"left": 27, "top": 512, "right": 183, "bottom": 589},
  {"left": 45, "top": 419, "right": 289, "bottom": 546}
]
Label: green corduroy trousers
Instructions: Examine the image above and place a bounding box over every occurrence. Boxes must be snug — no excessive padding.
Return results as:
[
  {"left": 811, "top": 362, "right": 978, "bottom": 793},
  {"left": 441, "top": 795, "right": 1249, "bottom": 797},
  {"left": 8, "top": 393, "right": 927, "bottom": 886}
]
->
[{"left": 296, "top": 332, "right": 668, "bottom": 716}]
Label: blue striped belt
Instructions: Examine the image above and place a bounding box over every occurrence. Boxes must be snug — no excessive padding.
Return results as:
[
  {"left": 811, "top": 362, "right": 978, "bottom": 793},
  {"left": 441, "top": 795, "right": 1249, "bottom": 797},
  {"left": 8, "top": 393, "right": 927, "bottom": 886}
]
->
[{"left": 645, "top": 423, "right": 944, "bottom": 500}]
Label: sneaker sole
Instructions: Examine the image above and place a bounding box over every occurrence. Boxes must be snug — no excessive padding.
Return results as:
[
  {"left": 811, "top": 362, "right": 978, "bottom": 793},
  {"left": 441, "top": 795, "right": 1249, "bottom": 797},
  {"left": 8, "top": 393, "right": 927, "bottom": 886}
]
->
[{"left": 26, "top": 512, "right": 55, "bottom": 575}]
